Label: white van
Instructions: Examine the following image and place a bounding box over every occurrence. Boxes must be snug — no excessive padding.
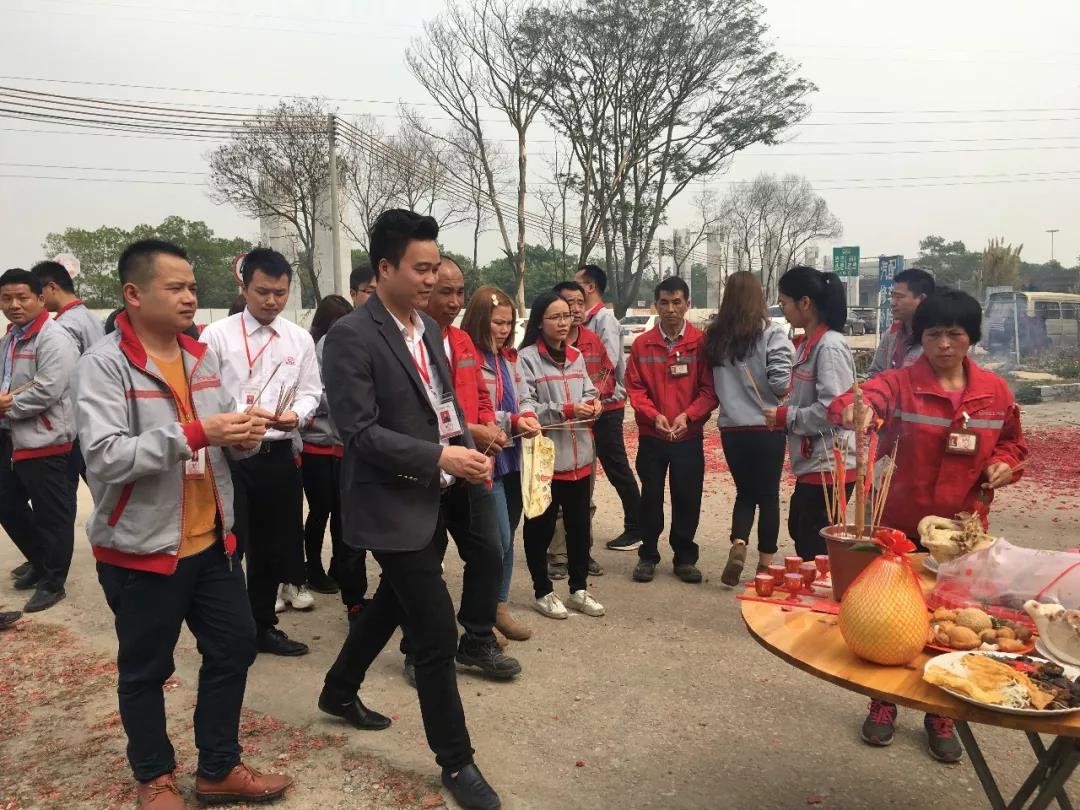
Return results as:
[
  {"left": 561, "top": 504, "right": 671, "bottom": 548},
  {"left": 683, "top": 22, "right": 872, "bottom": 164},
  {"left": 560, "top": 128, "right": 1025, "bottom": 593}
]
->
[{"left": 985, "top": 292, "right": 1080, "bottom": 353}]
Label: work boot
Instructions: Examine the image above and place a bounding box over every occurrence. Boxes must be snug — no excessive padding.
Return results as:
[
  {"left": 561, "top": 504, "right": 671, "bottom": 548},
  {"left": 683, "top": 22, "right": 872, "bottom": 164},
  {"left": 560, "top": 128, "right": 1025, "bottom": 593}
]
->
[
  {"left": 135, "top": 771, "right": 185, "bottom": 809},
  {"left": 861, "top": 700, "right": 897, "bottom": 746},
  {"left": 674, "top": 563, "right": 703, "bottom": 584},
  {"left": 721, "top": 541, "right": 748, "bottom": 587},
  {"left": 924, "top": 714, "right": 963, "bottom": 763},
  {"left": 456, "top": 636, "right": 522, "bottom": 680},
  {"left": 495, "top": 603, "right": 532, "bottom": 641},
  {"left": 194, "top": 763, "right": 292, "bottom": 804},
  {"left": 632, "top": 560, "right": 656, "bottom": 582},
  {"left": 548, "top": 561, "right": 568, "bottom": 580}
]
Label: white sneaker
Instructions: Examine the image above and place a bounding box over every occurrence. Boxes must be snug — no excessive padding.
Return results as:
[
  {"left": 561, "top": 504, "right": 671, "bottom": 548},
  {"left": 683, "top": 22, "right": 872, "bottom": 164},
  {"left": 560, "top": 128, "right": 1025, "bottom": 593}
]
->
[
  {"left": 533, "top": 592, "right": 569, "bottom": 620},
  {"left": 274, "top": 585, "right": 286, "bottom": 614},
  {"left": 567, "top": 589, "right": 605, "bottom": 617},
  {"left": 282, "top": 583, "right": 314, "bottom": 611}
]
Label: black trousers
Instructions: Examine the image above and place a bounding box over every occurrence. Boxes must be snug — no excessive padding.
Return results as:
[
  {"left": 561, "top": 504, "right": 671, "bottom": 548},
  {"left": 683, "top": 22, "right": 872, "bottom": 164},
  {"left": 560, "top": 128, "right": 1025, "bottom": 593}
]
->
[
  {"left": 229, "top": 441, "right": 306, "bottom": 630},
  {"left": 437, "top": 483, "right": 502, "bottom": 644},
  {"left": 323, "top": 528, "right": 475, "bottom": 771},
  {"left": 0, "top": 432, "right": 75, "bottom": 592},
  {"left": 789, "top": 481, "right": 855, "bottom": 560},
  {"left": 635, "top": 435, "right": 705, "bottom": 565},
  {"left": 66, "top": 437, "right": 87, "bottom": 516},
  {"left": 523, "top": 478, "right": 592, "bottom": 596},
  {"left": 720, "top": 430, "right": 787, "bottom": 554},
  {"left": 592, "top": 407, "right": 641, "bottom": 533},
  {"left": 97, "top": 543, "right": 257, "bottom": 783},
  {"left": 301, "top": 453, "right": 368, "bottom": 606}
]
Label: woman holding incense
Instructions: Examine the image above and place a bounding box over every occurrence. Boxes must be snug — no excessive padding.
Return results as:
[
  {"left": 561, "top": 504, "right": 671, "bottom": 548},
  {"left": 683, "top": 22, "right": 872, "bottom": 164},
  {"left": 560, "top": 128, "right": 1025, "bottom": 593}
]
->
[
  {"left": 460, "top": 286, "right": 541, "bottom": 641},
  {"left": 705, "top": 271, "right": 795, "bottom": 585},
  {"left": 517, "top": 292, "right": 604, "bottom": 620},
  {"left": 829, "top": 288, "right": 1028, "bottom": 763},
  {"left": 763, "top": 265, "right": 856, "bottom": 561},
  {"left": 830, "top": 288, "right": 1028, "bottom": 541}
]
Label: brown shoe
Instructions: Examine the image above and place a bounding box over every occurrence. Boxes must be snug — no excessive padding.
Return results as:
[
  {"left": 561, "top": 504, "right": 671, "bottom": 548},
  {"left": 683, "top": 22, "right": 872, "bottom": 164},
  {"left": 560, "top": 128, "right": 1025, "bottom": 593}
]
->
[
  {"left": 495, "top": 602, "right": 533, "bottom": 641},
  {"left": 492, "top": 625, "right": 509, "bottom": 649},
  {"left": 136, "top": 772, "right": 185, "bottom": 809},
  {"left": 194, "top": 763, "right": 292, "bottom": 804},
  {"left": 720, "top": 541, "right": 748, "bottom": 587}
]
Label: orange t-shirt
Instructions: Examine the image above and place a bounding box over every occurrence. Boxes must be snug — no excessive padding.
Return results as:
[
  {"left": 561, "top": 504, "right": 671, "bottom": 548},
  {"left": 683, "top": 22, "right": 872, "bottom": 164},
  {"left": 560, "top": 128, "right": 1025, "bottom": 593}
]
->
[{"left": 152, "top": 353, "right": 218, "bottom": 558}]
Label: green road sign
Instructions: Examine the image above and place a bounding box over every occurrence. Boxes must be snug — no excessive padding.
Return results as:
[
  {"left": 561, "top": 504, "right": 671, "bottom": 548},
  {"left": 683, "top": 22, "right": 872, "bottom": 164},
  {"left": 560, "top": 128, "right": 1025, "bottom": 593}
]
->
[{"left": 832, "top": 246, "right": 860, "bottom": 277}]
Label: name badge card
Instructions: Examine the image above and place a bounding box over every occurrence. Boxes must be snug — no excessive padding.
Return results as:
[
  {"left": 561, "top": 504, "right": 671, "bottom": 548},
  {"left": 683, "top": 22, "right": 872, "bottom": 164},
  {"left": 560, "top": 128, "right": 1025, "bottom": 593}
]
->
[
  {"left": 945, "top": 430, "right": 978, "bottom": 455},
  {"left": 669, "top": 362, "right": 689, "bottom": 377},
  {"left": 185, "top": 448, "right": 207, "bottom": 479},
  {"left": 437, "top": 393, "right": 463, "bottom": 440},
  {"left": 239, "top": 385, "right": 261, "bottom": 412}
]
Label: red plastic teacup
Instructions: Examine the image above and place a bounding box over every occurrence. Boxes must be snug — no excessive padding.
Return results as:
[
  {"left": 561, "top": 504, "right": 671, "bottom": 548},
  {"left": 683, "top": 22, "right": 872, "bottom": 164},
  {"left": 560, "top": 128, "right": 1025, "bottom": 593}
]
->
[
  {"left": 783, "top": 573, "right": 803, "bottom": 599},
  {"left": 767, "top": 564, "right": 786, "bottom": 586},
  {"left": 799, "top": 562, "right": 818, "bottom": 587},
  {"left": 815, "top": 554, "right": 831, "bottom": 576},
  {"left": 754, "top": 574, "right": 775, "bottom": 597},
  {"left": 784, "top": 556, "right": 803, "bottom": 574}
]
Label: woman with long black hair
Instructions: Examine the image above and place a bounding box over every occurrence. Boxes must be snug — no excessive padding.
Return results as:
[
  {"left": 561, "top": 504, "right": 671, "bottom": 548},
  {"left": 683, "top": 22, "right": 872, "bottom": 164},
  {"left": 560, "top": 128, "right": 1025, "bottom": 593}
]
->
[
  {"left": 704, "top": 271, "right": 794, "bottom": 585},
  {"left": 765, "top": 266, "right": 856, "bottom": 560},
  {"left": 517, "top": 292, "right": 604, "bottom": 620}
]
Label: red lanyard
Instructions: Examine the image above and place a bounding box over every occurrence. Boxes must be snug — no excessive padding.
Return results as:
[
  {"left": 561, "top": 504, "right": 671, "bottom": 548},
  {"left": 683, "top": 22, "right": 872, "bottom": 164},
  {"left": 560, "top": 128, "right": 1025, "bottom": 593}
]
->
[
  {"left": 493, "top": 353, "right": 505, "bottom": 405},
  {"left": 242, "top": 325, "right": 276, "bottom": 375},
  {"left": 410, "top": 336, "right": 431, "bottom": 385}
]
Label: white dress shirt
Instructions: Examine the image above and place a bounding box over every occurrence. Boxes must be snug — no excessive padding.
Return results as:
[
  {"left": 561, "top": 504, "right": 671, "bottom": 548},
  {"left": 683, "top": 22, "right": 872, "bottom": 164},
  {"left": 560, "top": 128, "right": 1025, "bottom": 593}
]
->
[
  {"left": 388, "top": 309, "right": 454, "bottom": 487},
  {"left": 199, "top": 308, "right": 322, "bottom": 443}
]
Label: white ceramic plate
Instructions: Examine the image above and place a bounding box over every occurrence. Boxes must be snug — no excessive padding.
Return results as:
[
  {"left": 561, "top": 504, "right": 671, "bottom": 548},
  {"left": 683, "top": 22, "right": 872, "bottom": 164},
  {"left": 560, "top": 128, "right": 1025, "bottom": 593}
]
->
[{"left": 923, "top": 651, "right": 1080, "bottom": 716}]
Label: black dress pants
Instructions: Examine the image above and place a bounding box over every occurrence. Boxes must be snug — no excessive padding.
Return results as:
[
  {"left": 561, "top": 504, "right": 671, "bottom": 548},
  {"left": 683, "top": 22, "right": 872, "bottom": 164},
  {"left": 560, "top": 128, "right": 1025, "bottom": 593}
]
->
[
  {"left": 0, "top": 432, "right": 74, "bottom": 592},
  {"left": 592, "top": 407, "right": 641, "bottom": 533},
  {"left": 323, "top": 527, "right": 475, "bottom": 771},
  {"left": 789, "top": 480, "right": 855, "bottom": 560},
  {"left": 437, "top": 482, "right": 502, "bottom": 645},
  {"left": 720, "top": 429, "right": 787, "bottom": 554},
  {"left": 301, "top": 452, "right": 368, "bottom": 606},
  {"left": 523, "top": 478, "right": 592, "bottom": 596},
  {"left": 229, "top": 441, "right": 305, "bottom": 630},
  {"left": 97, "top": 543, "right": 257, "bottom": 783},
  {"left": 635, "top": 435, "right": 705, "bottom": 565}
]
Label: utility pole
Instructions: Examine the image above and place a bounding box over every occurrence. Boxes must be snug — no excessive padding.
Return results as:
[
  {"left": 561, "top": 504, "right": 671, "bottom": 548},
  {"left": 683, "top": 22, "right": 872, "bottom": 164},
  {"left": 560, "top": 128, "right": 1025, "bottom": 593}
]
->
[
  {"left": 1047, "top": 228, "right": 1060, "bottom": 262},
  {"left": 328, "top": 113, "right": 343, "bottom": 297}
]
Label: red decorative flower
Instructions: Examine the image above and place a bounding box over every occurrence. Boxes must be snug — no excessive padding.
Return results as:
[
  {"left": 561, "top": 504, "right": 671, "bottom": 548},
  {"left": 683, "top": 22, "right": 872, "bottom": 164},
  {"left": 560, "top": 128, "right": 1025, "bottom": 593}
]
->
[{"left": 873, "top": 528, "right": 917, "bottom": 556}]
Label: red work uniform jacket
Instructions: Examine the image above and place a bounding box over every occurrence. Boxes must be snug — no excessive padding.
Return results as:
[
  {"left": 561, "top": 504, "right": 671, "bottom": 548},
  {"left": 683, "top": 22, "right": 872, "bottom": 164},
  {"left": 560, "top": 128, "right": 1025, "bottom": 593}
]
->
[
  {"left": 444, "top": 325, "right": 496, "bottom": 426},
  {"left": 625, "top": 323, "right": 718, "bottom": 441},
  {"left": 571, "top": 326, "right": 616, "bottom": 402},
  {"left": 827, "top": 355, "right": 1028, "bottom": 539}
]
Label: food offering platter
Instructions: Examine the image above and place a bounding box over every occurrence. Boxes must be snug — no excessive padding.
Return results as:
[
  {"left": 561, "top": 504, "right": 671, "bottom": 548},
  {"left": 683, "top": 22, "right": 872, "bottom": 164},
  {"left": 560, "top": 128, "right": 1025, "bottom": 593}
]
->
[
  {"left": 926, "top": 606, "right": 1037, "bottom": 656},
  {"left": 924, "top": 651, "right": 1080, "bottom": 717}
]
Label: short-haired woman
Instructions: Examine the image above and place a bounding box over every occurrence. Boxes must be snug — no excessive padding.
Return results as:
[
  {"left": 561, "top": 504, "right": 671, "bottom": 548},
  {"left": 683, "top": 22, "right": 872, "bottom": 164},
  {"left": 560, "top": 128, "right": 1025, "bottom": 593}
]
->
[{"left": 460, "top": 286, "right": 541, "bottom": 641}]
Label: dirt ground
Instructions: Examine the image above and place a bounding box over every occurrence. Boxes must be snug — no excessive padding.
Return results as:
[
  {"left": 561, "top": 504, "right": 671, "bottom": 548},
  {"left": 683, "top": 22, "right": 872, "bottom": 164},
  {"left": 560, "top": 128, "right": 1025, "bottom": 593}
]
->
[{"left": 2, "top": 401, "right": 1080, "bottom": 810}]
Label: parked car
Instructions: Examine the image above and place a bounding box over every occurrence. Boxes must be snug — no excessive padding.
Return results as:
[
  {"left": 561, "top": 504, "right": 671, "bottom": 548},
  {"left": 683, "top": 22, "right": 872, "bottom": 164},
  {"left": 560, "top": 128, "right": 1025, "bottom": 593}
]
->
[
  {"left": 768, "top": 305, "right": 795, "bottom": 339},
  {"left": 986, "top": 291, "right": 1080, "bottom": 354},
  {"left": 620, "top": 314, "right": 657, "bottom": 350}
]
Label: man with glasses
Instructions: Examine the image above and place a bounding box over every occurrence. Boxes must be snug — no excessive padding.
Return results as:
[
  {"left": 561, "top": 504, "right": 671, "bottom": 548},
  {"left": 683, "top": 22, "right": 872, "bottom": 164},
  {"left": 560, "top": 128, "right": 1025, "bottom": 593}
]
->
[{"left": 868, "top": 268, "right": 935, "bottom": 377}]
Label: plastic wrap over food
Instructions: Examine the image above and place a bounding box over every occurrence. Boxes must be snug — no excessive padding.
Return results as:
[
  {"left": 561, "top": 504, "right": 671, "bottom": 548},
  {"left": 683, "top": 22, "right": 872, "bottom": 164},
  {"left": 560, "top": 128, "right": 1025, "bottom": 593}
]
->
[{"left": 928, "top": 540, "right": 1080, "bottom": 615}]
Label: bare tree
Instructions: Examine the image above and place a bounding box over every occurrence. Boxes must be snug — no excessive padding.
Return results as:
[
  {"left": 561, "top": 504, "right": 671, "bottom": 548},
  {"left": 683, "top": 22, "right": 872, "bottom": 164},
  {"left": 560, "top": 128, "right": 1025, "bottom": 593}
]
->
[
  {"left": 338, "top": 115, "right": 396, "bottom": 253},
  {"left": 407, "top": 0, "right": 550, "bottom": 312},
  {"left": 722, "top": 173, "right": 842, "bottom": 298},
  {"left": 207, "top": 98, "right": 334, "bottom": 300},
  {"left": 534, "top": 142, "right": 577, "bottom": 277},
  {"left": 535, "top": 0, "right": 814, "bottom": 315},
  {"left": 670, "top": 187, "right": 724, "bottom": 277}
]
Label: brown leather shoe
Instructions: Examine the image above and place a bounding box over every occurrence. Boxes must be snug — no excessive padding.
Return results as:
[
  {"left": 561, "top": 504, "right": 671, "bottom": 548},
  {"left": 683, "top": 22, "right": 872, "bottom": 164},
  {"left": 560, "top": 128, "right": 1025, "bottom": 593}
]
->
[
  {"left": 194, "top": 763, "right": 292, "bottom": 804},
  {"left": 136, "top": 772, "right": 186, "bottom": 809}
]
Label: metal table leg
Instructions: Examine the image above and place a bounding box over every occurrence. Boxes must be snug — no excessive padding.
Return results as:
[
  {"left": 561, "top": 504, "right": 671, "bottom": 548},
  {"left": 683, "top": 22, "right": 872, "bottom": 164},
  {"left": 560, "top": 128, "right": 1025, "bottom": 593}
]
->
[
  {"left": 1027, "top": 744, "right": 1080, "bottom": 810},
  {"left": 956, "top": 720, "right": 1007, "bottom": 810},
  {"left": 1010, "top": 735, "right": 1073, "bottom": 810}
]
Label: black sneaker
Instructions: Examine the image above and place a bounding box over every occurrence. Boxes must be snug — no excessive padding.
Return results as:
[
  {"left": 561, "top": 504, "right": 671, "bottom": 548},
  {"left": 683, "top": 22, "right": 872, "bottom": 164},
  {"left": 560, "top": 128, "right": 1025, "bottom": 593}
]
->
[
  {"left": 632, "top": 560, "right": 656, "bottom": 582},
  {"left": 306, "top": 570, "right": 340, "bottom": 595},
  {"left": 442, "top": 764, "right": 501, "bottom": 810},
  {"left": 9, "top": 561, "right": 31, "bottom": 580},
  {"left": 587, "top": 557, "right": 604, "bottom": 576},
  {"left": 24, "top": 587, "right": 64, "bottom": 613},
  {"left": 403, "top": 655, "right": 417, "bottom": 689},
  {"left": 673, "top": 563, "right": 703, "bottom": 584},
  {"left": 605, "top": 531, "right": 642, "bottom": 551},
  {"left": 0, "top": 611, "right": 20, "bottom": 629},
  {"left": 456, "top": 637, "right": 522, "bottom": 680},
  {"left": 861, "top": 700, "right": 897, "bottom": 746},
  {"left": 548, "top": 561, "right": 568, "bottom": 580},
  {"left": 924, "top": 714, "right": 963, "bottom": 762},
  {"left": 256, "top": 627, "right": 309, "bottom": 657},
  {"left": 13, "top": 567, "right": 40, "bottom": 591}
]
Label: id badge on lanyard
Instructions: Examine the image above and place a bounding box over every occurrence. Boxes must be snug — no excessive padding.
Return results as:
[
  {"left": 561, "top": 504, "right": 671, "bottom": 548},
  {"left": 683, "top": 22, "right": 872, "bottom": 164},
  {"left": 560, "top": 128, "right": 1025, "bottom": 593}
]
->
[
  {"left": 184, "top": 448, "right": 207, "bottom": 479},
  {"left": 436, "top": 393, "right": 464, "bottom": 440},
  {"left": 945, "top": 410, "right": 978, "bottom": 456},
  {"left": 669, "top": 350, "right": 689, "bottom": 378}
]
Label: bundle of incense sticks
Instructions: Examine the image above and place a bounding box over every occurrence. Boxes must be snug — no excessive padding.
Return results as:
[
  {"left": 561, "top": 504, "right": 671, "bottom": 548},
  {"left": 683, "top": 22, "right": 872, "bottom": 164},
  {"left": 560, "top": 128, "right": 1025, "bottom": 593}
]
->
[
  {"left": 4, "top": 379, "right": 39, "bottom": 397},
  {"left": 243, "top": 361, "right": 283, "bottom": 414},
  {"left": 871, "top": 446, "right": 899, "bottom": 534},
  {"left": 821, "top": 433, "right": 850, "bottom": 528},
  {"left": 274, "top": 381, "right": 299, "bottom": 418}
]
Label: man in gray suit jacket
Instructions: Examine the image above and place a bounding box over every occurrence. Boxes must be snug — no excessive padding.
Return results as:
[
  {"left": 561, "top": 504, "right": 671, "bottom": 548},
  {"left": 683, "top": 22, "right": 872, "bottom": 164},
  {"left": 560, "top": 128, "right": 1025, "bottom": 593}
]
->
[{"left": 318, "top": 209, "right": 501, "bottom": 810}]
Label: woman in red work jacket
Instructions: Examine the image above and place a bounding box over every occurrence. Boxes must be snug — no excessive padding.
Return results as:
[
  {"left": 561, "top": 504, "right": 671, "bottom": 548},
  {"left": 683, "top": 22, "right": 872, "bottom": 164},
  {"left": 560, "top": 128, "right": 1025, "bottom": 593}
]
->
[{"left": 829, "top": 288, "right": 1028, "bottom": 766}]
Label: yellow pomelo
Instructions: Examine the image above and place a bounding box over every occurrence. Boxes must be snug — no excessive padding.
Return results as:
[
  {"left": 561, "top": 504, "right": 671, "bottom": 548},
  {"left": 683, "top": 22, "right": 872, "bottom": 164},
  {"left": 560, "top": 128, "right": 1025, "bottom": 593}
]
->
[{"left": 839, "top": 554, "right": 928, "bottom": 666}]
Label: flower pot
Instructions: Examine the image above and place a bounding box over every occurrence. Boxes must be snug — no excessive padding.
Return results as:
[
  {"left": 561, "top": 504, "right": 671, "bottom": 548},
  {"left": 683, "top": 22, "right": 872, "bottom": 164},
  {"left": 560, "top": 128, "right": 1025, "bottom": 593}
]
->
[{"left": 822, "top": 524, "right": 876, "bottom": 602}]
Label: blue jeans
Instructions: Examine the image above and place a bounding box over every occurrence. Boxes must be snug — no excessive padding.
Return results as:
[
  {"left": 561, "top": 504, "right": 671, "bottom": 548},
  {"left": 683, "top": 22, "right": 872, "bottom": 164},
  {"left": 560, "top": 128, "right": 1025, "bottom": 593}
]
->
[{"left": 491, "top": 474, "right": 522, "bottom": 603}]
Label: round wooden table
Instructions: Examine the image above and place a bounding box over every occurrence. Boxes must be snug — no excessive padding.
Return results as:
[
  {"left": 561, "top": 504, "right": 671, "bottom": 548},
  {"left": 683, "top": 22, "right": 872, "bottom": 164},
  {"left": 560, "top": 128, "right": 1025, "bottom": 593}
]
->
[{"left": 741, "top": 556, "right": 1080, "bottom": 810}]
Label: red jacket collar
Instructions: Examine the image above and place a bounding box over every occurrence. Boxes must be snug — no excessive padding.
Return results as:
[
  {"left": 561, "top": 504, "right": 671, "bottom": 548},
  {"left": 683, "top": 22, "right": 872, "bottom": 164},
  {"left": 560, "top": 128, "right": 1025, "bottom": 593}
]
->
[
  {"left": 116, "top": 310, "right": 208, "bottom": 371},
  {"left": 55, "top": 299, "right": 85, "bottom": 317},
  {"left": 640, "top": 321, "right": 701, "bottom": 349},
  {"left": 907, "top": 354, "right": 995, "bottom": 402},
  {"left": 793, "top": 324, "right": 829, "bottom": 360},
  {"left": 6, "top": 309, "right": 50, "bottom": 341},
  {"left": 584, "top": 302, "right": 606, "bottom": 322},
  {"left": 537, "top": 338, "right": 581, "bottom": 365}
]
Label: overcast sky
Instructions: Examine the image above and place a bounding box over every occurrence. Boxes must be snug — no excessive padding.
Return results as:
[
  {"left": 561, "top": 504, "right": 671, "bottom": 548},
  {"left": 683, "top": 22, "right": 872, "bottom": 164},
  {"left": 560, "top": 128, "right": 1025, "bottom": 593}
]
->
[{"left": 1, "top": 0, "right": 1078, "bottom": 275}]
